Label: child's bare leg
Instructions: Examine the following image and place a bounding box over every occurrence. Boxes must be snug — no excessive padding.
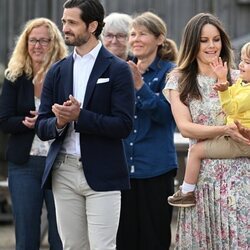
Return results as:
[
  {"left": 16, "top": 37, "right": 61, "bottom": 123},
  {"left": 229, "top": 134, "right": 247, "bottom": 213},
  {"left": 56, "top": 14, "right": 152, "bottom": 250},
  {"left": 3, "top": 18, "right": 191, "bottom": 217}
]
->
[
  {"left": 167, "top": 141, "right": 207, "bottom": 207},
  {"left": 184, "top": 141, "right": 206, "bottom": 184},
  {"left": 181, "top": 141, "right": 206, "bottom": 194}
]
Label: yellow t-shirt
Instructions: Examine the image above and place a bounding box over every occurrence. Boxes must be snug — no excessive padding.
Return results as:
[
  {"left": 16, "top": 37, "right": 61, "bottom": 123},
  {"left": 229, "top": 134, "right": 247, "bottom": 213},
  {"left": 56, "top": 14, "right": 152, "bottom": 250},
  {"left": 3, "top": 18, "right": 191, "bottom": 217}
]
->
[{"left": 219, "top": 78, "right": 250, "bottom": 128}]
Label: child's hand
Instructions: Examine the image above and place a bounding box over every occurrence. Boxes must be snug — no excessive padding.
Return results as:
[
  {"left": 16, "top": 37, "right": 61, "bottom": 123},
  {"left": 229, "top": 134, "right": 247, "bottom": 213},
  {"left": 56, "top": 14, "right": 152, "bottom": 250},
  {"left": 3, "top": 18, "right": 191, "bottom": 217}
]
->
[
  {"left": 210, "top": 57, "right": 228, "bottom": 83},
  {"left": 213, "top": 81, "right": 229, "bottom": 92}
]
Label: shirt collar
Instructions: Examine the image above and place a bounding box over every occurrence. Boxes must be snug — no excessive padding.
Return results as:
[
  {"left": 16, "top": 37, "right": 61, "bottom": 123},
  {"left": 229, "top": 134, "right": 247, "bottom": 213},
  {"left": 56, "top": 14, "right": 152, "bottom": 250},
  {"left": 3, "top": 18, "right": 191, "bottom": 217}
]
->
[
  {"left": 133, "top": 56, "right": 162, "bottom": 73},
  {"left": 239, "top": 78, "right": 250, "bottom": 86},
  {"left": 73, "top": 41, "right": 102, "bottom": 60},
  {"left": 148, "top": 56, "right": 162, "bottom": 71}
]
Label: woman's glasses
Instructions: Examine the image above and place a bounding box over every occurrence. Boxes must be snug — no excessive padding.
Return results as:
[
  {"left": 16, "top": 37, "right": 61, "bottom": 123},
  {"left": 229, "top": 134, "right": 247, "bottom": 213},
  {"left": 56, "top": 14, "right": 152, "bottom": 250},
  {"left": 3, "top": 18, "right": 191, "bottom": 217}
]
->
[
  {"left": 28, "top": 38, "right": 51, "bottom": 46},
  {"left": 103, "top": 33, "right": 127, "bottom": 42}
]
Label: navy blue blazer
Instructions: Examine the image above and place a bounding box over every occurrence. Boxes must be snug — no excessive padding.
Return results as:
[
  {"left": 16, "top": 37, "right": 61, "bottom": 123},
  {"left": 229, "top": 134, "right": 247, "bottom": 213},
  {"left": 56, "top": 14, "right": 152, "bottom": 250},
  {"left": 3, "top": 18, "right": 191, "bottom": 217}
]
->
[
  {"left": 0, "top": 75, "right": 36, "bottom": 164},
  {"left": 36, "top": 46, "right": 135, "bottom": 191}
]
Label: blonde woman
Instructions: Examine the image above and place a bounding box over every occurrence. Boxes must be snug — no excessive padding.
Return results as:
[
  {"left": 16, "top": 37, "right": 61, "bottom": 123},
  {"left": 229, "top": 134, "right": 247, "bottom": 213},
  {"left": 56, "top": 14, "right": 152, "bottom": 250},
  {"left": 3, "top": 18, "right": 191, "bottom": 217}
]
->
[{"left": 0, "top": 17, "right": 67, "bottom": 249}]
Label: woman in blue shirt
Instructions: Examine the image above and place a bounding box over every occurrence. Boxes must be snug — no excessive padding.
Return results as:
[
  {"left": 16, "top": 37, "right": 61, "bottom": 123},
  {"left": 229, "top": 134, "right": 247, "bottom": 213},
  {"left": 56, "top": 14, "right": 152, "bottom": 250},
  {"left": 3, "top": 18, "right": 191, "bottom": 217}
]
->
[{"left": 117, "top": 11, "right": 178, "bottom": 250}]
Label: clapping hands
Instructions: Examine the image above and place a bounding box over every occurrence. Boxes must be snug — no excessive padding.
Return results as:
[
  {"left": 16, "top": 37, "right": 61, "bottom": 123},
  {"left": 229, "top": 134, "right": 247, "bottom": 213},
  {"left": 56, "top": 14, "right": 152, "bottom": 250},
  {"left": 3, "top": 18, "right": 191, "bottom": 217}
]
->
[{"left": 52, "top": 95, "right": 81, "bottom": 128}]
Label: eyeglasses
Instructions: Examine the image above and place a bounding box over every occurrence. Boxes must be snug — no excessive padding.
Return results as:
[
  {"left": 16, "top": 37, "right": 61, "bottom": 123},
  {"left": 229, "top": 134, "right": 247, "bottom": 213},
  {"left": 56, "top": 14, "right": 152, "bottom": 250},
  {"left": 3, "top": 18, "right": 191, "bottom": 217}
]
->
[
  {"left": 28, "top": 38, "right": 51, "bottom": 46},
  {"left": 103, "top": 33, "right": 127, "bottom": 42}
]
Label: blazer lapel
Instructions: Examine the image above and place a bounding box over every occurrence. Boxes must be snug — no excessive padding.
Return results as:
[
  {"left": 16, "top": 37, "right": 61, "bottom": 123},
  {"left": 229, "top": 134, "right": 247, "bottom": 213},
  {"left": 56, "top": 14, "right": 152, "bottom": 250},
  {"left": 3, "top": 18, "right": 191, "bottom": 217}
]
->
[
  {"left": 83, "top": 46, "right": 112, "bottom": 108},
  {"left": 61, "top": 54, "right": 74, "bottom": 101}
]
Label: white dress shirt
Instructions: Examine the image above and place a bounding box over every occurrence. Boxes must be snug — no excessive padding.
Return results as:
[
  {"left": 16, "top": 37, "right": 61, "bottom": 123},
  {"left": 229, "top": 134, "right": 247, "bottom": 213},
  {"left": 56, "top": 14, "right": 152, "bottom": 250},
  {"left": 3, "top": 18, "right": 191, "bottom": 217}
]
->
[{"left": 60, "top": 41, "right": 102, "bottom": 156}]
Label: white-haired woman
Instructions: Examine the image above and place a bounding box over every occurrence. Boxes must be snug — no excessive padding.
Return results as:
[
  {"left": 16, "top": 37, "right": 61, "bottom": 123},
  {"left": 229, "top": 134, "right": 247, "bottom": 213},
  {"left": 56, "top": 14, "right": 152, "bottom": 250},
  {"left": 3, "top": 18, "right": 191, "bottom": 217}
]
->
[{"left": 102, "top": 12, "right": 132, "bottom": 60}]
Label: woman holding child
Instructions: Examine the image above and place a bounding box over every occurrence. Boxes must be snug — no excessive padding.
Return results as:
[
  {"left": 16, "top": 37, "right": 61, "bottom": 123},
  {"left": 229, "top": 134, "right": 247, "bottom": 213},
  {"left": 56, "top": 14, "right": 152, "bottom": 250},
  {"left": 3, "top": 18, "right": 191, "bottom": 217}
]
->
[{"left": 163, "top": 13, "right": 249, "bottom": 249}]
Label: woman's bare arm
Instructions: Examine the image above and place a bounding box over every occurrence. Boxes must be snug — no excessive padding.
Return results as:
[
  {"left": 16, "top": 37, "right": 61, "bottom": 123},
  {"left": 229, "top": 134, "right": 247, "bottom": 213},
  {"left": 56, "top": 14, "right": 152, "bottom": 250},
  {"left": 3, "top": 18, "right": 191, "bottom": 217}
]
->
[{"left": 168, "top": 89, "right": 250, "bottom": 144}]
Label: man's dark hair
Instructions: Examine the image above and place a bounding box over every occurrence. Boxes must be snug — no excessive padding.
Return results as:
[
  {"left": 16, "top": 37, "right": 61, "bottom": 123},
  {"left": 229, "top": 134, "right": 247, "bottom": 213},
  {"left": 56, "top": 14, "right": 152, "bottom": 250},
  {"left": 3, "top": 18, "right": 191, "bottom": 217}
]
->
[{"left": 63, "top": 0, "right": 105, "bottom": 38}]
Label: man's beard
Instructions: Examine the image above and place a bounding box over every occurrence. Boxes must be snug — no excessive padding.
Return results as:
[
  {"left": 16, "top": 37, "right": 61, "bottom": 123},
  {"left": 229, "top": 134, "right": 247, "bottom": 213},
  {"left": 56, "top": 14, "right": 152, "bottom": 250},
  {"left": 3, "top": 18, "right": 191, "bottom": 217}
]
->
[{"left": 64, "top": 33, "right": 91, "bottom": 46}]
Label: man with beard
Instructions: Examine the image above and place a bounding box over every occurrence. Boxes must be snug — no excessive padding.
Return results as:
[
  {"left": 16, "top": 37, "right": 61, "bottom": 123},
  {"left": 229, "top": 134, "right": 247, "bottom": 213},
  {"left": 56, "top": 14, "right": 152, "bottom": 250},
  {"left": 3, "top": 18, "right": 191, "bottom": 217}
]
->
[{"left": 35, "top": 0, "right": 135, "bottom": 249}]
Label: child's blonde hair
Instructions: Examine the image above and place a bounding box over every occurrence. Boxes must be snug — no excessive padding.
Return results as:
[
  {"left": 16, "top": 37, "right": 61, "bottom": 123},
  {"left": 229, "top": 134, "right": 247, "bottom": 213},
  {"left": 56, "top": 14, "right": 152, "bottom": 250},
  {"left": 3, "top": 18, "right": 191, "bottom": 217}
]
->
[{"left": 241, "top": 42, "right": 250, "bottom": 58}]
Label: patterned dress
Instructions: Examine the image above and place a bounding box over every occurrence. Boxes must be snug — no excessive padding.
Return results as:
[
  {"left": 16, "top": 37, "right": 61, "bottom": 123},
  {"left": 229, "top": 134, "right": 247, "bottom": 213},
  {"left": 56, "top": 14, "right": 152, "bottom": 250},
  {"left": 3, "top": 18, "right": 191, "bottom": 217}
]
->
[{"left": 165, "top": 73, "right": 250, "bottom": 249}]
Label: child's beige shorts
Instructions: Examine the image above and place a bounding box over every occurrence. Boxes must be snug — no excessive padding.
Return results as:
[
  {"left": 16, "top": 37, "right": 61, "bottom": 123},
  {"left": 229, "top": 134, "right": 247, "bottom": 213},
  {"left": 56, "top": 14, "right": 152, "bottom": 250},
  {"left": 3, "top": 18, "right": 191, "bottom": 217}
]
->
[{"left": 204, "top": 136, "right": 250, "bottom": 159}]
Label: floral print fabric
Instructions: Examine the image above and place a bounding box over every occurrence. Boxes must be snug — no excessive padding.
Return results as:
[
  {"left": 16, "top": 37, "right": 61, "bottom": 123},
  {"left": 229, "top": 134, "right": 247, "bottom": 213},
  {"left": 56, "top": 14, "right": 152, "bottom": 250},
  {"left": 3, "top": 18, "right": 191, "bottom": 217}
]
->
[{"left": 165, "top": 72, "right": 250, "bottom": 249}]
